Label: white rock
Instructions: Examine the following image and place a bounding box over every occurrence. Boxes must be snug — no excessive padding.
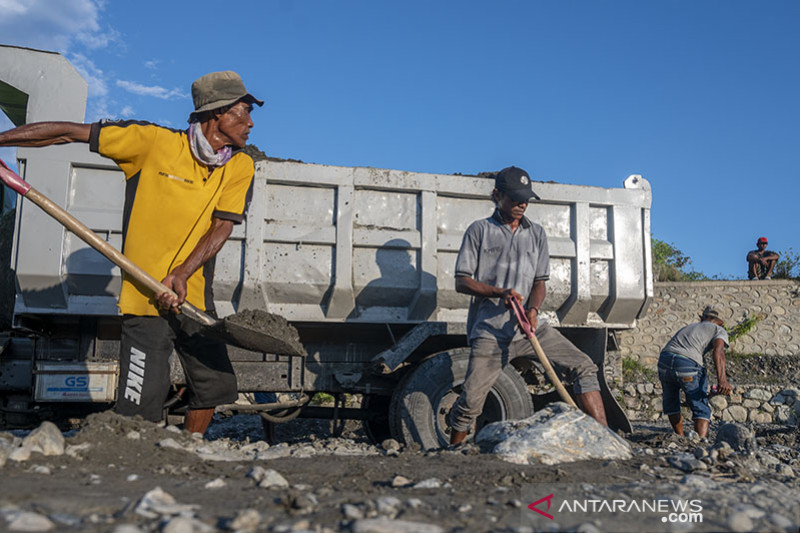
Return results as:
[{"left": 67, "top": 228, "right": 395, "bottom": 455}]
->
[
  {"left": 412, "top": 478, "right": 442, "bottom": 489},
  {"left": 65, "top": 442, "right": 92, "bottom": 459},
  {"left": 775, "top": 405, "right": 791, "bottom": 423},
  {"left": 342, "top": 504, "right": 364, "bottom": 520},
  {"left": 126, "top": 474, "right": 139, "bottom": 482},
  {"left": 709, "top": 395, "right": 728, "bottom": 410},
  {"left": 8, "top": 446, "right": 31, "bottom": 462},
  {"left": 376, "top": 496, "right": 402, "bottom": 517},
  {"left": 679, "top": 474, "right": 717, "bottom": 490},
  {"left": 350, "top": 517, "right": 444, "bottom": 533},
  {"left": 406, "top": 498, "right": 423, "bottom": 509},
  {"left": 134, "top": 487, "right": 198, "bottom": 519},
  {"left": 162, "top": 516, "right": 214, "bottom": 533},
  {"left": 726, "top": 511, "right": 753, "bottom": 533},
  {"left": 247, "top": 466, "right": 288, "bottom": 488},
  {"left": 110, "top": 525, "right": 145, "bottom": 533},
  {"left": 746, "top": 389, "right": 771, "bottom": 401},
  {"left": 6, "top": 511, "right": 55, "bottom": 531},
  {"left": 230, "top": 509, "right": 261, "bottom": 532},
  {"left": 725, "top": 405, "right": 748, "bottom": 423},
  {"left": 157, "top": 438, "right": 185, "bottom": 451},
  {"left": 126, "top": 431, "right": 141, "bottom": 440},
  {"left": 204, "top": 478, "right": 227, "bottom": 489},
  {"left": 769, "top": 514, "right": 795, "bottom": 530},
  {"left": 21, "top": 422, "right": 65, "bottom": 456},
  {"left": 391, "top": 475, "right": 412, "bottom": 487},
  {"left": 476, "top": 403, "right": 632, "bottom": 465}
]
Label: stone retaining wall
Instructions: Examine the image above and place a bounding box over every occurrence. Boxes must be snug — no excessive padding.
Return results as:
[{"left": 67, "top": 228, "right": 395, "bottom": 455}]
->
[
  {"left": 617, "top": 280, "right": 800, "bottom": 366},
  {"left": 618, "top": 383, "right": 800, "bottom": 425}
]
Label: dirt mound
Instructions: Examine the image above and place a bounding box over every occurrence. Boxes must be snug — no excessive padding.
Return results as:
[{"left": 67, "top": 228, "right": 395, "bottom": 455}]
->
[
  {"left": 757, "top": 424, "right": 800, "bottom": 448},
  {"left": 225, "top": 308, "right": 306, "bottom": 356},
  {"left": 718, "top": 353, "right": 800, "bottom": 384},
  {"left": 67, "top": 411, "right": 196, "bottom": 470}
]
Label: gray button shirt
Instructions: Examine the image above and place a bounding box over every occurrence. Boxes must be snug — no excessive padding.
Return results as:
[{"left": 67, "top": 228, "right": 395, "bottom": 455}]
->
[
  {"left": 661, "top": 321, "right": 730, "bottom": 366},
  {"left": 455, "top": 210, "right": 550, "bottom": 343}
]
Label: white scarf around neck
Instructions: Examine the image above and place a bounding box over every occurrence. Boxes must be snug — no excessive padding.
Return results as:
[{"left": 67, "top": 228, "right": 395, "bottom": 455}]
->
[{"left": 188, "top": 122, "right": 233, "bottom": 167}]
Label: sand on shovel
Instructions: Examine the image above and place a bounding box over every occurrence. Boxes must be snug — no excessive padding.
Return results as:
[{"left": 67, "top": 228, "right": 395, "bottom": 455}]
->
[{"left": 218, "top": 309, "right": 306, "bottom": 356}]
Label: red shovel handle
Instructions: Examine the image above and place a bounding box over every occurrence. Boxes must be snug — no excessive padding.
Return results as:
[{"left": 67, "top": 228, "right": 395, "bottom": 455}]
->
[
  {"left": 509, "top": 297, "right": 533, "bottom": 338},
  {"left": 0, "top": 158, "right": 31, "bottom": 195}
]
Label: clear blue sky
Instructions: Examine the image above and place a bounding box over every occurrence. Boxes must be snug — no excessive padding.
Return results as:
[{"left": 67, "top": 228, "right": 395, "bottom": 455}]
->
[{"left": 1, "top": 1, "right": 798, "bottom": 279}]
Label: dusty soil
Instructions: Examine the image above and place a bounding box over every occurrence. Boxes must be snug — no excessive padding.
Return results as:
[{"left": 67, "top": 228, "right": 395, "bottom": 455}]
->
[
  {"left": 624, "top": 353, "right": 800, "bottom": 386},
  {"left": 223, "top": 309, "right": 306, "bottom": 356},
  {"left": 0, "top": 343, "right": 797, "bottom": 532},
  {"left": 1, "top": 410, "right": 798, "bottom": 532},
  {"left": 723, "top": 353, "right": 800, "bottom": 385}
]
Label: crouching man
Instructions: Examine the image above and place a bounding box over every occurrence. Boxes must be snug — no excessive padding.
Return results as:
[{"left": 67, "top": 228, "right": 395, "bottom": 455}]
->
[
  {"left": 658, "top": 306, "right": 733, "bottom": 438},
  {"left": 446, "top": 166, "right": 608, "bottom": 446}
]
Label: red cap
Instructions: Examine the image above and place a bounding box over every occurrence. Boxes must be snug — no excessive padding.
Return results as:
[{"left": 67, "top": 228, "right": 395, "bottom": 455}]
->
[{"left": 757, "top": 237, "right": 768, "bottom": 244}]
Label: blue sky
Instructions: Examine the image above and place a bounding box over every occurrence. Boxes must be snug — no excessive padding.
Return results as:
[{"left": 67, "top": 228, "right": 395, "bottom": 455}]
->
[{"left": 0, "top": 0, "right": 797, "bottom": 278}]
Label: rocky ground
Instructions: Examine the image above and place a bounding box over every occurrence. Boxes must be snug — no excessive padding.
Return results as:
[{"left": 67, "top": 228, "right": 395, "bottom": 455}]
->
[
  {"left": 0, "top": 407, "right": 798, "bottom": 533},
  {"left": 724, "top": 354, "right": 800, "bottom": 385}
]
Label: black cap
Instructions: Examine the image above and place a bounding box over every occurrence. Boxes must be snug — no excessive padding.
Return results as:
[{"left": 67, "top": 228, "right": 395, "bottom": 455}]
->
[{"left": 495, "top": 166, "right": 540, "bottom": 203}]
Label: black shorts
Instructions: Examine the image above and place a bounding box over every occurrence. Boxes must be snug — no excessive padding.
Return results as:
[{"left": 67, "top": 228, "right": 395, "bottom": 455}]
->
[{"left": 115, "top": 313, "right": 238, "bottom": 422}]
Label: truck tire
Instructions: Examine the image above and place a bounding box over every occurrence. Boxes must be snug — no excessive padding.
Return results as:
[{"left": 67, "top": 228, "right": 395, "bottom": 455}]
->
[{"left": 389, "top": 348, "right": 533, "bottom": 450}]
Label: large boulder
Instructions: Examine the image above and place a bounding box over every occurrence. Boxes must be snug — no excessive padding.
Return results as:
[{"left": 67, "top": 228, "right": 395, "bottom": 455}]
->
[
  {"left": 715, "top": 422, "right": 757, "bottom": 453},
  {"left": 475, "top": 402, "right": 632, "bottom": 465}
]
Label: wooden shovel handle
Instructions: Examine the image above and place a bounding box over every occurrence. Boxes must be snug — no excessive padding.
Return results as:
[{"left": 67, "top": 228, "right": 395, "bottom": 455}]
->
[
  {"left": 527, "top": 333, "right": 579, "bottom": 408},
  {"left": 509, "top": 298, "right": 578, "bottom": 408},
  {"left": 24, "top": 188, "right": 216, "bottom": 326},
  {"left": 26, "top": 188, "right": 169, "bottom": 297}
]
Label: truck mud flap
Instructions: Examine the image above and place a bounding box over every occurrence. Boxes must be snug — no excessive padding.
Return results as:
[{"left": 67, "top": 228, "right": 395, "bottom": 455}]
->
[
  {"left": 546, "top": 327, "right": 632, "bottom": 434},
  {"left": 595, "top": 359, "right": 632, "bottom": 434}
]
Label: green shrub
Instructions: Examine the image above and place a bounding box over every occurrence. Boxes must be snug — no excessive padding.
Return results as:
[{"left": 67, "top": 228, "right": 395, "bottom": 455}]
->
[
  {"left": 726, "top": 314, "right": 764, "bottom": 345},
  {"left": 622, "top": 357, "right": 656, "bottom": 382}
]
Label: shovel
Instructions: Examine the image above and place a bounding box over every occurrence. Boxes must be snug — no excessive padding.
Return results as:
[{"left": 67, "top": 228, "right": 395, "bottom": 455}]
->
[
  {"left": 0, "top": 158, "right": 304, "bottom": 356},
  {"left": 509, "top": 298, "right": 578, "bottom": 408}
]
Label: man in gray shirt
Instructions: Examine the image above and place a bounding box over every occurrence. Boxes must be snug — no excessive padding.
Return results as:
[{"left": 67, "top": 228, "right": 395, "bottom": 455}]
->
[
  {"left": 658, "top": 306, "right": 733, "bottom": 438},
  {"left": 446, "top": 166, "right": 608, "bottom": 446}
]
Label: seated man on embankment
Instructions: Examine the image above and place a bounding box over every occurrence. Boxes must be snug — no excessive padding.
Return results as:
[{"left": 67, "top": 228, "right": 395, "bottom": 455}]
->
[
  {"left": 658, "top": 306, "right": 733, "bottom": 439},
  {"left": 747, "top": 237, "right": 779, "bottom": 280}
]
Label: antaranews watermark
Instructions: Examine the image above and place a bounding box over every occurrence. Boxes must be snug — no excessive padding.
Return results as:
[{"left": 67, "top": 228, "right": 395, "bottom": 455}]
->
[{"left": 522, "top": 483, "right": 708, "bottom": 532}]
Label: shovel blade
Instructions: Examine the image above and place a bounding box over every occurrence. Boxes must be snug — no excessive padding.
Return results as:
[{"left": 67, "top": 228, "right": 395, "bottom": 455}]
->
[{"left": 202, "top": 309, "right": 306, "bottom": 356}]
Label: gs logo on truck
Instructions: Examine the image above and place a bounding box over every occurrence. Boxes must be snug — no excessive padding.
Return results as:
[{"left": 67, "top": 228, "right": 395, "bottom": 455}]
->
[{"left": 65, "top": 376, "right": 89, "bottom": 389}]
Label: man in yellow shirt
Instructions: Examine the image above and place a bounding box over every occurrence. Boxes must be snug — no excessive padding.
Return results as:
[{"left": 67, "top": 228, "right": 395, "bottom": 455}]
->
[{"left": 0, "top": 71, "right": 262, "bottom": 435}]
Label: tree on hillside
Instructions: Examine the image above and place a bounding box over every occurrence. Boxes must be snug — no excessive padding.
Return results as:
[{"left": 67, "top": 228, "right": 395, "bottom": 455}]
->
[{"left": 651, "top": 238, "right": 708, "bottom": 282}]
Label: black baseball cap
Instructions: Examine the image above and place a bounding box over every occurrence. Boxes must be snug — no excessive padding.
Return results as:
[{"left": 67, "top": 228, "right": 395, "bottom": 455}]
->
[{"left": 495, "top": 166, "right": 540, "bottom": 203}]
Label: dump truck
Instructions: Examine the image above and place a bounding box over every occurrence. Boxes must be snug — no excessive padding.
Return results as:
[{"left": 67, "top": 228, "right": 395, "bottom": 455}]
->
[{"left": 0, "top": 45, "right": 653, "bottom": 448}]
